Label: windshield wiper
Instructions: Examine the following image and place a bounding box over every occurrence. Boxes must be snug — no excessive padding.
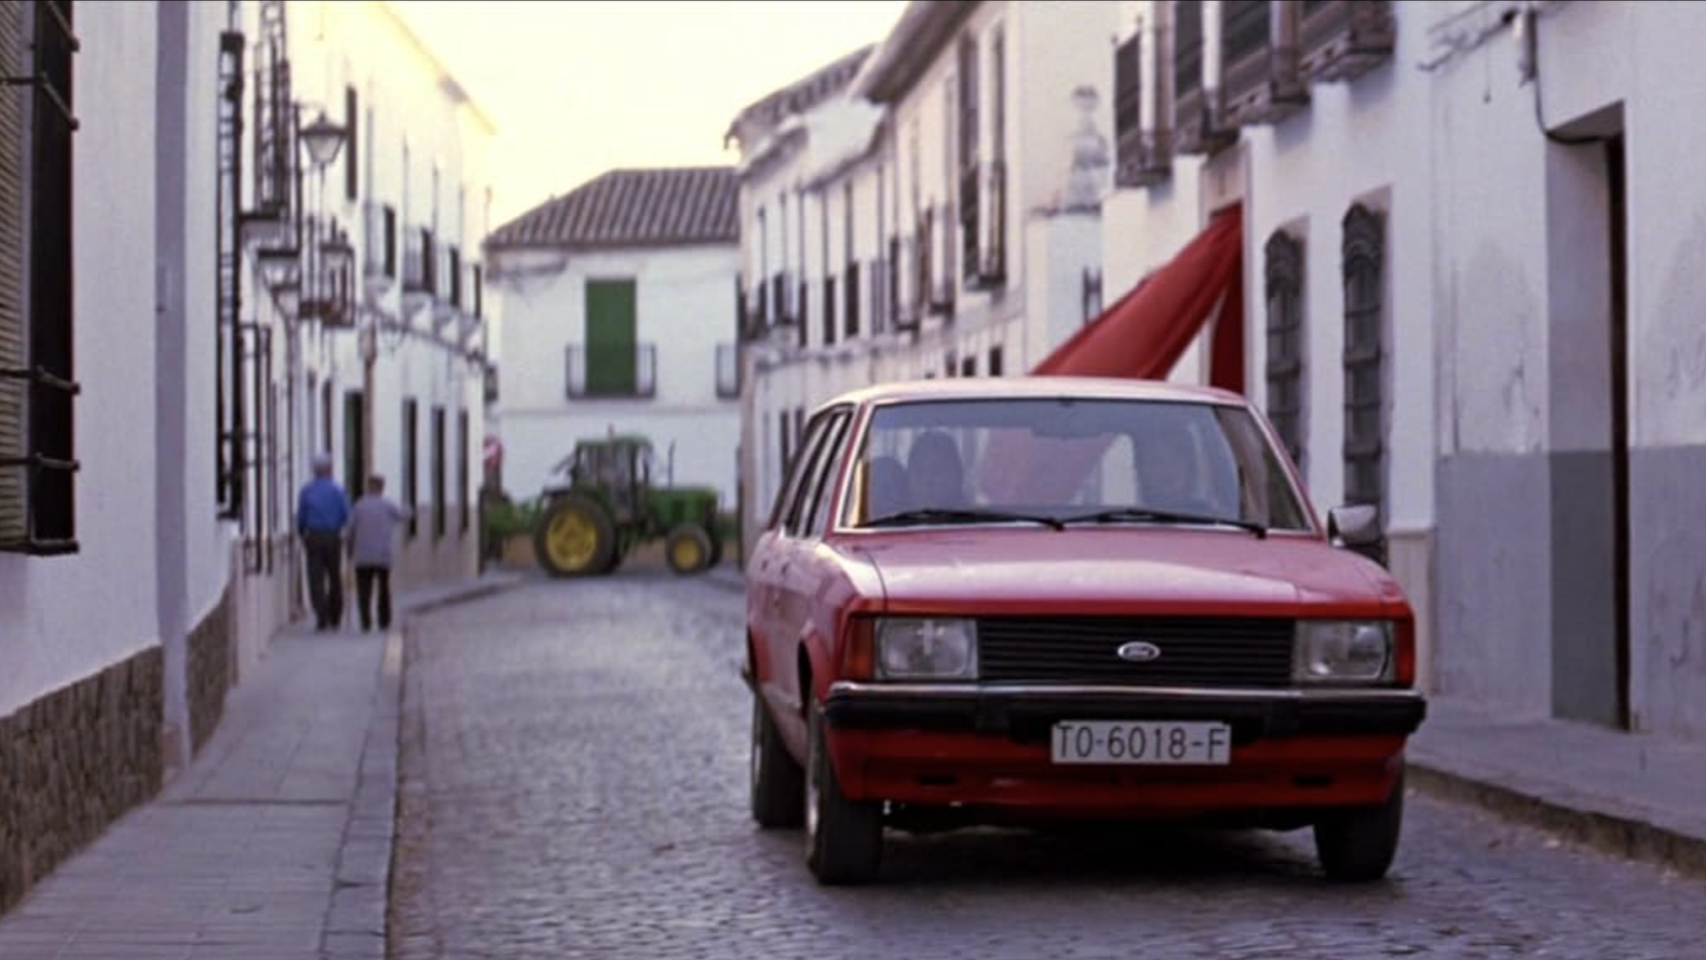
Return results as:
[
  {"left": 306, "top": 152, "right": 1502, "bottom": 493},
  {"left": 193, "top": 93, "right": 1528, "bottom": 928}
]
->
[
  {"left": 1061, "top": 507, "right": 1267, "bottom": 539},
  {"left": 863, "top": 508, "right": 1066, "bottom": 531}
]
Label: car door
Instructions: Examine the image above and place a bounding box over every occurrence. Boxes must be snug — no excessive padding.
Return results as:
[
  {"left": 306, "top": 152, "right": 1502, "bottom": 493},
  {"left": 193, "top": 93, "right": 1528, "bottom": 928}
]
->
[
  {"left": 751, "top": 411, "right": 838, "bottom": 729},
  {"left": 767, "top": 408, "right": 854, "bottom": 747}
]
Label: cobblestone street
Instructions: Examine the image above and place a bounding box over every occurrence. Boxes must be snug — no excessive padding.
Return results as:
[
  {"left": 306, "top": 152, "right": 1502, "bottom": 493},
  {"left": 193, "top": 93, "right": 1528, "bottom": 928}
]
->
[{"left": 389, "top": 573, "right": 1706, "bottom": 960}]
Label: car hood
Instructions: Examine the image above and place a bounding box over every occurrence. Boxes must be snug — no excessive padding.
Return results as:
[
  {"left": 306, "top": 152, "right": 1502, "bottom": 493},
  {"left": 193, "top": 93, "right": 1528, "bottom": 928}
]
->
[{"left": 847, "top": 527, "right": 1403, "bottom": 617}]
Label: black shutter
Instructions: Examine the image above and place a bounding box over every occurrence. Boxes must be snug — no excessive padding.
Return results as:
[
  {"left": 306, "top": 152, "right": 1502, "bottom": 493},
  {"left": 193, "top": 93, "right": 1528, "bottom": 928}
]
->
[{"left": 345, "top": 84, "right": 358, "bottom": 201}]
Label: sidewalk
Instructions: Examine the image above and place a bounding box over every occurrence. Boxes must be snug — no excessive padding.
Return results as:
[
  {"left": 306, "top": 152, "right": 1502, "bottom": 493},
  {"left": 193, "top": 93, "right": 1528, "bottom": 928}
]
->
[
  {"left": 1408, "top": 695, "right": 1706, "bottom": 878},
  {"left": 0, "top": 572, "right": 520, "bottom": 960}
]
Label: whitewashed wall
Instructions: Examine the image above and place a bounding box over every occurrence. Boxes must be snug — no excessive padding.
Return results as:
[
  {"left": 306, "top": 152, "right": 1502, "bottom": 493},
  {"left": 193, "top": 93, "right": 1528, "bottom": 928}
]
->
[{"left": 0, "top": 2, "right": 165, "bottom": 717}]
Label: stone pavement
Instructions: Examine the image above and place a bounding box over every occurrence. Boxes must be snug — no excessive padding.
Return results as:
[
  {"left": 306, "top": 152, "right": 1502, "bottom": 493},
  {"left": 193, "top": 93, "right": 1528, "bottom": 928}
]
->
[
  {"left": 1408, "top": 695, "right": 1706, "bottom": 879},
  {"left": 0, "top": 572, "right": 520, "bottom": 960},
  {"left": 392, "top": 573, "right": 1706, "bottom": 960}
]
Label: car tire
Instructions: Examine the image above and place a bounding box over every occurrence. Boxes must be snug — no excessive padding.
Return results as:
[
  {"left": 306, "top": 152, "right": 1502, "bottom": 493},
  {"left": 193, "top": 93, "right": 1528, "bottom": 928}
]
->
[
  {"left": 750, "top": 692, "right": 804, "bottom": 829},
  {"left": 665, "top": 523, "right": 714, "bottom": 575},
  {"left": 1313, "top": 770, "right": 1405, "bottom": 882},
  {"left": 805, "top": 705, "right": 883, "bottom": 885}
]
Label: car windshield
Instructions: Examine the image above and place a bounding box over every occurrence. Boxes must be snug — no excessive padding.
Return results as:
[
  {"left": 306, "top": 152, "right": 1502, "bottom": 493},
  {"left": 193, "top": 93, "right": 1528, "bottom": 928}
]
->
[{"left": 842, "top": 398, "right": 1312, "bottom": 533}]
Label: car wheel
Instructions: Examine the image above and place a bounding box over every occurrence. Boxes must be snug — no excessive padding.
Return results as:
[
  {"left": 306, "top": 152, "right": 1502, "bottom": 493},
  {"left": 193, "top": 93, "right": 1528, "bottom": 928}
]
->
[
  {"left": 1313, "top": 770, "right": 1405, "bottom": 882},
  {"left": 805, "top": 705, "right": 883, "bottom": 885},
  {"left": 665, "top": 523, "right": 714, "bottom": 575},
  {"left": 750, "top": 692, "right": 804, "bottom": 828}
]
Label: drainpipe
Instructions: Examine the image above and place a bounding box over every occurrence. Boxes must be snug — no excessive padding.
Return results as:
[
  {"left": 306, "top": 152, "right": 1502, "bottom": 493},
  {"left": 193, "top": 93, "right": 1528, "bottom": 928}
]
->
[{"left": 1203, "top": 0, "right": 1224, "bottom": 126}]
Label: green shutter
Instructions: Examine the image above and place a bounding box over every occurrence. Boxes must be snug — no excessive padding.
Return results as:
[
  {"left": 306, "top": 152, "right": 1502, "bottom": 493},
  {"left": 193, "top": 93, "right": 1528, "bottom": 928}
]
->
[
  {"left": 584, "top": 279, "right": 636, "bottom": 396},
  {"left": 0, "top": 0, "right": 28, "bottom": 545}
]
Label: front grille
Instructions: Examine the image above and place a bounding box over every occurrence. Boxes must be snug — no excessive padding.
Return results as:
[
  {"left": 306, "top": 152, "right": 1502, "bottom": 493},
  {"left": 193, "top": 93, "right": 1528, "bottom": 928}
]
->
[{"left": 977, "top": 617, "right": 1296, "bottom": 688}]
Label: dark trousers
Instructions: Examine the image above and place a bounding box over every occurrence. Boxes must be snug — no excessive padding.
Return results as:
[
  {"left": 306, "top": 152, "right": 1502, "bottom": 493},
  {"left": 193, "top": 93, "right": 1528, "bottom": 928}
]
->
[
  {"left": 303, "top": 531, "right": 345, "bottom": 629},
  {"left": 355, "top": 565, "right": 393, "bottom": 631}
]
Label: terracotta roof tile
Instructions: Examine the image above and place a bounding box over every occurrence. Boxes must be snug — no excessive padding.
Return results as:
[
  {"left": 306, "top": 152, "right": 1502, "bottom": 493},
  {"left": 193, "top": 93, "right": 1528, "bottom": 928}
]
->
[{"left": 486, "top": 167, "right": 738, "bottom": 250}]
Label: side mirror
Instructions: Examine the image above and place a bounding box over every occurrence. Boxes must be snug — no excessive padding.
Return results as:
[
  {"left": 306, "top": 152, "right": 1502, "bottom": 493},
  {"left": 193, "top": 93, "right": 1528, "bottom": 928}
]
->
[{"left": 1328, "top": 504, "right": 1382, "bottom": 549}]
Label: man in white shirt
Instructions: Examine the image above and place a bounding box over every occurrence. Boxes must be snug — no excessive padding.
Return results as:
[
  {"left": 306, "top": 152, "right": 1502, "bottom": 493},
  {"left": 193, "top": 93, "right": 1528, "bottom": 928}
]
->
[{"left": 348, "top": 474, "right": 409, "bottom": 632}]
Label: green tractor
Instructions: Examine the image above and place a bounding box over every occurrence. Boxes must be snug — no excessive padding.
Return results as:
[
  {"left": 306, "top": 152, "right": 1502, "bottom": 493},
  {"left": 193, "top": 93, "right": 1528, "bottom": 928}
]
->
[{"left": 532, "top": 434, "right": 723, "bottom": 578}]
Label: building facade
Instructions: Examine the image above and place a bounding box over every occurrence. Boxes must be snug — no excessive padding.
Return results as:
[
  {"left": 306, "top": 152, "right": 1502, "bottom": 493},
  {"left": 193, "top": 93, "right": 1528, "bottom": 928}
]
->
[
  {"left": 485, "top": 167, "right": 741, "bottom": 507},
  {"left": 0, "top": 0, "right": 491, "bottom": 913},
  {"left": 1102, "top": 0, "right": 1706, "bottom": 742},
  {"left": 731, "top": 2, "right": 1120, "bottom": 547}
]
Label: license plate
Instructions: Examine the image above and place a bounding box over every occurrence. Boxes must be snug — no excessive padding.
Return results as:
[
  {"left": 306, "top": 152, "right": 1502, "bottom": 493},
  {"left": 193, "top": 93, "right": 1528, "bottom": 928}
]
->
[{"left": 1051, "top": 720, "right": 1232, "bottom": 765}]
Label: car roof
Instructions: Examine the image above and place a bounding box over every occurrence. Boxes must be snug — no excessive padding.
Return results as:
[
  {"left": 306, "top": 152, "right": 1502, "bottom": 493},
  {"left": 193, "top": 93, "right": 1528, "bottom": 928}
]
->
[{"left": 820, "top": 377, "right": 1249, "bottom": 411}]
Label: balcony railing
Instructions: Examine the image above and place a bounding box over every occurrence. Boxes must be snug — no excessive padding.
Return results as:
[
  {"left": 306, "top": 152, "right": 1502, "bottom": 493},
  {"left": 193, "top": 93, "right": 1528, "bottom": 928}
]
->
[
  {"left": 715, "top": 343, "right": 740, "bottom": 399},
  {"left": 566, "top": 343, "right": 657, "bottom": 399},
  {"left": 1223, "top": 0, "right": 1309, "bottom": 127},
  {"left": 1300, "top": 0, "right": 1394, "bottom": 83}
]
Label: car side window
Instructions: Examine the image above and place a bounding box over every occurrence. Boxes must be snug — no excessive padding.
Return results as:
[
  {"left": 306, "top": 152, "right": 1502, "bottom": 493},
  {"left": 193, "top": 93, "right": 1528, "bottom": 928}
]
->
[
  {"left": 784, "top": 410, "right": 849, "bottom": 537},
  {"left": 801, "top": 413, "right": 854, "bottom": 538},
  {"left": 768, "top": 414, "right": 833, "bottom": 531}
]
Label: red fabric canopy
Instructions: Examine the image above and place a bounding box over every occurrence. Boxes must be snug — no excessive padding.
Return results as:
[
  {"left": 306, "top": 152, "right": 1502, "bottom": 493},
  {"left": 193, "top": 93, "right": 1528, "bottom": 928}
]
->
[{"left": 1033, "top": 205, "right": 1245, "bottom": 394}]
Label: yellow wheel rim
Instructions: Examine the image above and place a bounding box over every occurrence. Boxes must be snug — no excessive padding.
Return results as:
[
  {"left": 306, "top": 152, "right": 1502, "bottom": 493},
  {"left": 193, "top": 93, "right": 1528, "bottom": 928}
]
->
[
  {"left": 546, "top": 509, "right": 598, "bottom": 570},
  {"left": 671, "top": 537, "right": 703, "bottom": 571}
]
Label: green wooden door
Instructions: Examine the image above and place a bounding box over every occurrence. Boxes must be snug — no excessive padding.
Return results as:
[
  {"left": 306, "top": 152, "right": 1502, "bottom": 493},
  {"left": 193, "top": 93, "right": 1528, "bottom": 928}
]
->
[{"left": 585, "top": 279, "right": 636, "bottom": 396}]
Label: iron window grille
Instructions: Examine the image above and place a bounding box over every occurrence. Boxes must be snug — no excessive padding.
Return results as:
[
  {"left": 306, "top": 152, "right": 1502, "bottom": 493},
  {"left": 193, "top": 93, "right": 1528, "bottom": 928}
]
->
[
  {"left": 1264, "top": 229, "right": 1306, "bottom": 471},
  {"left": 565, "top": 343, "right": 657, "bottom": 399},
  {"left": 0, "top": 0, "right": 80, "bottom": 554},
  {"left": 1341, "top": 203, "right": 1386, "bottom": 563}
]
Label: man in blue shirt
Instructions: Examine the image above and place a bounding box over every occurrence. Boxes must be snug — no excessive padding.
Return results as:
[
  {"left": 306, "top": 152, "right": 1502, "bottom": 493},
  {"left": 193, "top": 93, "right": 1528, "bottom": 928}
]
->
[{"left": 297, "top": 453, "right": 351, "bottom": 631}]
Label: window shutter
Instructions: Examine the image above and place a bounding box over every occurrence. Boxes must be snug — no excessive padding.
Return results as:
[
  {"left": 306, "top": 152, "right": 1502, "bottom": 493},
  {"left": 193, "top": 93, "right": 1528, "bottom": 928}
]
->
[
  {"left": 344, "top": 85, "right": 358, "bottom": 201},
  {"left": 0, "top": 0, "right": 28, "bottom": 545}
]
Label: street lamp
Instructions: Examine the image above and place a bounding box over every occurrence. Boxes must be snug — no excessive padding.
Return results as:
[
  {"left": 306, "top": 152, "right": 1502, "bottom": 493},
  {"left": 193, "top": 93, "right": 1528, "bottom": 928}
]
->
[{"left": 300, "top": 111, "right": 347, "bottom": 169}]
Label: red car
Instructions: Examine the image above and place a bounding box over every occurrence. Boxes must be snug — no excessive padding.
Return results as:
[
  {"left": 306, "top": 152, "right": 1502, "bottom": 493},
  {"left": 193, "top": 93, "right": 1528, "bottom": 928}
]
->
[{"left": 745, "top": 378, "right": 1425, "bottom": 885}]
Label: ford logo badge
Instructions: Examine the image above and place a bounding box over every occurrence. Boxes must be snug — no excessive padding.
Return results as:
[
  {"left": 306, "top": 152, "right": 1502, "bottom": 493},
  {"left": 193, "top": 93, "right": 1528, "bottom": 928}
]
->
[{"left": 1116, "top": 641, "right": 1162, "bottom": 663}]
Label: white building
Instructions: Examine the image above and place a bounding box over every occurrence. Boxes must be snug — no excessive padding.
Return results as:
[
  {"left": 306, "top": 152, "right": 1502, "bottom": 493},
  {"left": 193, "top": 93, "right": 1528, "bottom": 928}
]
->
[
  {"left": 731, "top": 2, "right": 1121, "bottom": 545},
  {"left": 0, "top": 0, "right": 491, "bottom": 913},
  {"left": 486, "top": 167, "right": 742, "bottom": 507},
  {"left": 1101, "top": 0, "right": 1706, "bottom": 742}
]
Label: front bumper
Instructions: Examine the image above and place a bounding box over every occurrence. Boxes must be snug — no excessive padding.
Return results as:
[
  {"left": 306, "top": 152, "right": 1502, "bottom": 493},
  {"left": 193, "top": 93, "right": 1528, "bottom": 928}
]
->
[
  {"left": 819, "top": 682, "right": 1425, "bottom": 813},
  {"left": 823, "top": 682, "right": 1426, "bottom": 742}
]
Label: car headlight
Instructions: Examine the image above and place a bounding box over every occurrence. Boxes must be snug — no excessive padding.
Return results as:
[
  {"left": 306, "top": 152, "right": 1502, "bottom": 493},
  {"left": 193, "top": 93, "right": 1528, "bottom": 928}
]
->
[
  {"left": 1294, "top": 621, "right": 1393, "bottom": 683},
  {"left": 875, "top": 618, "right": 978, "bottom": 680}
]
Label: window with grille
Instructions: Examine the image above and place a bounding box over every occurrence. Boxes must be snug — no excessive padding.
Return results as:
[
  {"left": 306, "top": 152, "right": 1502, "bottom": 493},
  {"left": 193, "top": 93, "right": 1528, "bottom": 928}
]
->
[
  {"left": 403, "top": 398, "right": 419, "bottom": 538},
  {"left": 1264, "top": 230, "right": 1305, "bottom": 471},
  {"left": 432, "top": 406, "right": 446, "bottom": 539},
  {"left": 1341, "top": 204, "right": 1386, "bottom": 559},
  {"left": 0, "top": 0, "right": 80, "bottom": 554},
  {"left": 458, "top": 409, "right": 469, "bottom": 533}
]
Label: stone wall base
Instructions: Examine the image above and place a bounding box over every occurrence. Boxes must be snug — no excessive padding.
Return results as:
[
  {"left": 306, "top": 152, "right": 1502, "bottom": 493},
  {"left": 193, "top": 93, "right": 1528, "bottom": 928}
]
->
[
  {"left": 0, "top": 647, "right": 163, "bottom": 914},
  {"left": 187, "top": 582, "right": 235, "bottom": 754}
]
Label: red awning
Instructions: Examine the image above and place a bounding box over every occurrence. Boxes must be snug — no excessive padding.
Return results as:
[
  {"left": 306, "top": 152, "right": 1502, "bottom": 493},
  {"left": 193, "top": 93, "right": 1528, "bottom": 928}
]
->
[{"left": 1033, "top": 205, "right": 1244, "bottom": 393}]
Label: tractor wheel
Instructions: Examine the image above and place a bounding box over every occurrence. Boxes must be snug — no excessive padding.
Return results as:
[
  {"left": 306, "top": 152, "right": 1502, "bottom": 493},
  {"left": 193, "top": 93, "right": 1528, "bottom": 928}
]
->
[
  {"left": 533, "top": 495, "right": 616, "bottom": 577},
  {"left": 707, "top": 530, "right": 725, "bottom": 570},
  {"left": 665, "top": 524, "right": 714, "bottom": 575}
]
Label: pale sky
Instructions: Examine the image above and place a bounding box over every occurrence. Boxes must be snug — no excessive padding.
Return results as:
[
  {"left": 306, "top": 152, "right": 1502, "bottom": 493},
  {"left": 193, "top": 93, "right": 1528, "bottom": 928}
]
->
[{"left": 388, "top": 0, "right": 908, "bottom": 229}]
